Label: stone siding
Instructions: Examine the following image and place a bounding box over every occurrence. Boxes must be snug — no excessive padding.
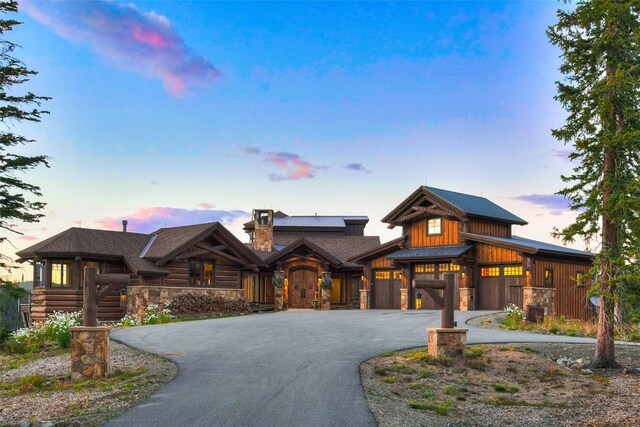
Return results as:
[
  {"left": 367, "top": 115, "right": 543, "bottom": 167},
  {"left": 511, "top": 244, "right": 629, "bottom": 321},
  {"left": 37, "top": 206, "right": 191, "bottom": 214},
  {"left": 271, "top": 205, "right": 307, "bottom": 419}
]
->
[
  {"left": 459, "top": 288, "right": 475, "bottom": 311},
  {"left": 400, "top": 288, "right": 409, "bottom": 311},
  {"left": 427, "top": 328, "right": 468, "bottom": 357},
  {"left": 359, "top": 289, "right": 369, "bottom": 310},
  {"left": 127, "top": 286, "right": 244, "bottom": 318},
  {"left": 70, "top": 326, "right": 111, "bottom": 379},
  {"left": 523, "top": 287, "right": 556, "bottom": 316}
]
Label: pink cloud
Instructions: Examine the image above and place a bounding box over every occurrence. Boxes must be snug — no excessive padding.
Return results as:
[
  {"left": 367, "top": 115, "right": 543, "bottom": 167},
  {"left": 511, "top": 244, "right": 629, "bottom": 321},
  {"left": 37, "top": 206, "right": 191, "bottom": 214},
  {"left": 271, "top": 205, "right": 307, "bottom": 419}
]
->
[
  {"left": 19, "top": 235, "right": 39, "bottom": 241},
  {"left": 21, "top": 0, "right": 220, "bottom": 95},
  {"left": 243, "top": 147, "right": 325, "bottom": 181},
  {"left": 95, "top": 206, "right": 249, "bottom": 234},
  {"left": 196, "top": 202, "right": 214, "bottom": 209}
]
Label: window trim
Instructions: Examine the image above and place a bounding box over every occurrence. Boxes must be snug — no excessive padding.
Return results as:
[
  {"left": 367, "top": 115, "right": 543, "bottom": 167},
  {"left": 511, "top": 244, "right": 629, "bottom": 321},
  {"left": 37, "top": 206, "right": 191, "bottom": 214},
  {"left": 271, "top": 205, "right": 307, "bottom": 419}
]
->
[
  {"left": 50, "top": 261, "right": 72, "bottom": 288},
  {"left": 427, "top": 217, "right": 442, "bottom": 236}
]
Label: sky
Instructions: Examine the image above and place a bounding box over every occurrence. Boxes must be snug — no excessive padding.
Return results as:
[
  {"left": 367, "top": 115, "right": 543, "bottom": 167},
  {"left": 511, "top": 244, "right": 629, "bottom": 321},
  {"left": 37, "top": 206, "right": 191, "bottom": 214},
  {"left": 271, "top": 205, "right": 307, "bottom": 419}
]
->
[{"left": 4, "top": 0, "right": 584, "bottom": 281}]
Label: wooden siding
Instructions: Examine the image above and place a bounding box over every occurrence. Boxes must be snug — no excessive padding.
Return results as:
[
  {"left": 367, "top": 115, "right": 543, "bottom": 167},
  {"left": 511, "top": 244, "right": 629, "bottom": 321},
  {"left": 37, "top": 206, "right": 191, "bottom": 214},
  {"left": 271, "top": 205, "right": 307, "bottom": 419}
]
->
[
  {"left": 30, "top": 288, "right": 123, "bottom": 323},
  {"left": 476, "top": 243, "right": 522, "bottom": 264},
  {"left": 371, "top": 255, "right": 394, "bottom": 269},
  {"left": 411, "top": 217, "right": 459, "bottom": 247},
  {"left": 160, "top": 253, "right": 242, "bottom": 289},
  {"left": 533, "top": 259, "right": 593, "bottom": 320},
  {"left": 469, "top": 219, "right": 512, "bottom": 237}
]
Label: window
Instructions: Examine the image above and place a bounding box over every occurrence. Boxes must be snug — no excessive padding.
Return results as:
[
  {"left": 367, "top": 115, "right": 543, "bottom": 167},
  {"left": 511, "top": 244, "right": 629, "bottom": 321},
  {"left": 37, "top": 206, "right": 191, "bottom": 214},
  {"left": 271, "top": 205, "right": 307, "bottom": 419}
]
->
[
  {"left": 33, "top": 262, "right": 43, "bottom": 287},
  {"left": 438, "top": 263, "right": 460, "bottom": 272},
  {"left": 481, "top": 267, "right": 500, "bottom": 277},
  {"left": 575, "top": 271, "right": 585, "bottom": 287},
  {"left": 392, "top": 271, "right": 402, "bottom": 280},
  {"left": 375, "top": 271, "right": 390, "bottom": 280},
  {"left": 544, "top": 268, "right": 554, "bottom": 287},
  {"left": 51, "top": 262, "right": 72, "bottom": 287},
  {"left": 504, "top": 266, "right": 523, "bottom": 276},
  {"left": 414, "top": 264, "right": 435, "bottom": 273},
  {"left": 189, "top": 260, "right": 215, "bottom": 286},
  {"left": 427, "top": 218, "right": 442, "bottom": 235}
]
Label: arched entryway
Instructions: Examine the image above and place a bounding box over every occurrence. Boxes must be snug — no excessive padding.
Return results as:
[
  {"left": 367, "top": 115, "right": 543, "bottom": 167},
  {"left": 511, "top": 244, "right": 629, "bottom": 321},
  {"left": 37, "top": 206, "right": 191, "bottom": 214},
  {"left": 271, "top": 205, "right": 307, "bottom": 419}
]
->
[{"left": 288, "top": 267, "right": 318, "bottom": 308}]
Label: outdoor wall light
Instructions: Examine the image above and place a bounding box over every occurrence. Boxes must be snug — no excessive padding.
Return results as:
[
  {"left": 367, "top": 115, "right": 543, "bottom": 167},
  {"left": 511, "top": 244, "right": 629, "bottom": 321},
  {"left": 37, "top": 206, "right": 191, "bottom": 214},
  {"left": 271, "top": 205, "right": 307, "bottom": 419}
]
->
[
  {"left": 360, "top": 275, "right": 365, "bottom": 282},
  {"left": 120, "top": 287, "right": 127, "bottom": 307}
]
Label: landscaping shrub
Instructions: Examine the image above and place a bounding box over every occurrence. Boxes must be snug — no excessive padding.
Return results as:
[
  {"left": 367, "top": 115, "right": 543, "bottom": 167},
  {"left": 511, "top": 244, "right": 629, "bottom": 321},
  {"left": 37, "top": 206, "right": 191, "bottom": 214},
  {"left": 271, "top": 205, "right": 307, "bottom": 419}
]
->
[
  {"left": 167, "top": 292, "right": 252, "bottom": 315},
  {"left": 502, "top": 304, "right": 525, "bottom": 329},
  {"left": 6, "top": 310, "right": 81, "bottom": 353},
  {"left": 114, "top": 305, "right": 173, "bottom": 328}
]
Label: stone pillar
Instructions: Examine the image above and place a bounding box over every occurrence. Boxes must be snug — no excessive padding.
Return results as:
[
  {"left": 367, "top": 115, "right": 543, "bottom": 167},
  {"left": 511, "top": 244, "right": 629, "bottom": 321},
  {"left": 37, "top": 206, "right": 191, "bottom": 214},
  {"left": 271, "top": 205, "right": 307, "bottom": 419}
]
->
[
  {"left": 459, "top": 288, "right": 475, "bottom": 311},
  {"left": 522, "top": 287, "right": 556, "bottom": 316},
  {"left": 400, "top": 288, "right": 409, "bottom": 311},
  {"left": 70, "top": 326, "right": 111, "bottom": 380},
  {"left": 274, "top": 287, "right": 284, "bottom": 311},
  {"left": 360, "top": 289, "right": 369, "bottom": 310},
  {"left": 427, "top": 328, "right": 468, "bottom": 357},
  {"left": 320, "top": 287, "right": 331, "bottom": 310}
]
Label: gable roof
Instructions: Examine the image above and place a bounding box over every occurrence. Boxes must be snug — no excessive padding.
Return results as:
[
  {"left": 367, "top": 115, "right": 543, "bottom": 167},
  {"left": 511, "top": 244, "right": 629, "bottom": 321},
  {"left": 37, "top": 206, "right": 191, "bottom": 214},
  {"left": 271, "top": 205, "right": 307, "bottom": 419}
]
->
[
  {"left": 459, "top": 232, "right": 594, "bottom": 260},
  {"left": 16, "top": 228, "right": 168, "bottom": 275},
  {"left": 272, "top": 235, "right": 381, "bottom": 263},
  {"left": 263, "top": 238, "right": 343, "bottom": 267},
  {"left": 146, "top": 222, "right": 263, "bottom": 265},
  {"left": 382, "top": 186, "right": 527, "bottom": 226}
]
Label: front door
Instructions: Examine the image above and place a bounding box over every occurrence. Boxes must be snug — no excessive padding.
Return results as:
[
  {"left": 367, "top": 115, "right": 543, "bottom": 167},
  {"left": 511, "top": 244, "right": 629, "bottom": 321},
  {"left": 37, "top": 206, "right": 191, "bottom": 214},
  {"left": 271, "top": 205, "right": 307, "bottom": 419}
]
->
[{"left": 288, "top": 268, "right": 317, "bottom": 308}]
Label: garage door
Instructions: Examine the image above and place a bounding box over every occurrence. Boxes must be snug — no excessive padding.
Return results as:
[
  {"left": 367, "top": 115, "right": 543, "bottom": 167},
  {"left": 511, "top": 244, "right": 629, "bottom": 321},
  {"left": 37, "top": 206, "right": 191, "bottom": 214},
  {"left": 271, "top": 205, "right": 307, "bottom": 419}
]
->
[
  {"left": 372, "top": 270, "right": 402, "bottom": 309},
  {"left": 477, "top": 266, "right": 523, "bottom": 310}
]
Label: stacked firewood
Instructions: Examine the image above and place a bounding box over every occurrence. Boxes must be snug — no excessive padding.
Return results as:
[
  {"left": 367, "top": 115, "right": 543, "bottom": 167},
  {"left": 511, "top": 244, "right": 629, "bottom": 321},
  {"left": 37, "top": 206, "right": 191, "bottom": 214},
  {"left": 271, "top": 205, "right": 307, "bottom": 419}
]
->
[{"left": 167, "top": 292, "right": 253, "bottom": 315}]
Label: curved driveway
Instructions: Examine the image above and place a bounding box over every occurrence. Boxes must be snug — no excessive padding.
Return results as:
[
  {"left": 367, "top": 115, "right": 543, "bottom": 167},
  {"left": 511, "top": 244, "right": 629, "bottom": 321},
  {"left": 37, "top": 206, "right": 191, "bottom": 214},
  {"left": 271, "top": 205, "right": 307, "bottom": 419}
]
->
[{"left": 108, "top": 310, "right": 595, "bottom": 427}]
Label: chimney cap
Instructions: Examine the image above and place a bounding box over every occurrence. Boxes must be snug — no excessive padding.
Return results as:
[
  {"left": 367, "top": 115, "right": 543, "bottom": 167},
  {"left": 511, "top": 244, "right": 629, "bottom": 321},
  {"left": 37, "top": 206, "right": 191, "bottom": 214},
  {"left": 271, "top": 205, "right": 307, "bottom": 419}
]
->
[{"left": 122, "top": 219, "right": 128, "bottom": 233}]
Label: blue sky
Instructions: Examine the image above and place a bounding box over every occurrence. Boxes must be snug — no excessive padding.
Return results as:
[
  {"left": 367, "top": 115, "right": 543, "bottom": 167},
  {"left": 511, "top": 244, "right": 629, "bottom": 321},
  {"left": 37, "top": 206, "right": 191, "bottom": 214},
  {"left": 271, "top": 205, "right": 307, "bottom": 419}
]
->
[{"left": 5, "top": 1, "right": 582, "bottom": 279}]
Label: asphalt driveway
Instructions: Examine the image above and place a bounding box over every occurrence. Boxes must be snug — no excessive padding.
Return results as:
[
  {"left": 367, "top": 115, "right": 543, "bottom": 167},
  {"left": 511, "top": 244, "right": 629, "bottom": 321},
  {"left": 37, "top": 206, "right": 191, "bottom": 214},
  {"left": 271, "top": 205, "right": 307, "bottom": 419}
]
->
[{"left": 107, "top": 310, "right": 595, "bottom": 427}]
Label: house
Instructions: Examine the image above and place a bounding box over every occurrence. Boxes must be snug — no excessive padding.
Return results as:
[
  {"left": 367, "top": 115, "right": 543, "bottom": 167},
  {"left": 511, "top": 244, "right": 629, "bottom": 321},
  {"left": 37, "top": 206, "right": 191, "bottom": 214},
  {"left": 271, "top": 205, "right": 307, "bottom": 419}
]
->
[
  {"left": 15, "top": 185, "right": 594, "bottom": 322},
  {"left": 350, "top": 186, "right": 594, "bottom": 319}
]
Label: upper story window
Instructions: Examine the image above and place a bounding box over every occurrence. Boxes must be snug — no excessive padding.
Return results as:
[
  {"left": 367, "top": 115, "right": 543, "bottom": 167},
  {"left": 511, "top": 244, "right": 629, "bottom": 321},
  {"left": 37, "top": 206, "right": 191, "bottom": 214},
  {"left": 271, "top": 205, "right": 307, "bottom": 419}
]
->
[
  {"left": 544, "top": 268, "right": 554, "bottom": 287},
  {"left": 51, "top": 262, "right": 72, "bottom": 288},
  {"left": 427, "top": 218, "right": 442, "bottom": 235},
  {"left": 190, "top": 259, "right": 215, "bottom": 286}
]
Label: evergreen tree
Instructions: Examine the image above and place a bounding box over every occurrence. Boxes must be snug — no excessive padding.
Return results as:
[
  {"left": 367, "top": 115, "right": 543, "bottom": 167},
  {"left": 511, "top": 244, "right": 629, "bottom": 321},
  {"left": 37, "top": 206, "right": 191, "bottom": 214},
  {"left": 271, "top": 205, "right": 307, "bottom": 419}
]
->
[
  {"left": 547, "top": 1, "right": 640, "bottom": 368},
  {"left": 0, "top": 0, "right": 50, "bottom": 283}
]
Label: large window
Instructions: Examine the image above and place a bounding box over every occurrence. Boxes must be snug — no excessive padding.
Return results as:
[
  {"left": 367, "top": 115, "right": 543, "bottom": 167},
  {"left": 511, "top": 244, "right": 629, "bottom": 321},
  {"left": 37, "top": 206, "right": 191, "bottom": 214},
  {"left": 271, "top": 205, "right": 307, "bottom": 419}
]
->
[
  {"left": 427, "top": 218, "right": 442, "bottom": 235},
  {"left": 481, "top": 267, "right": 500, "bottom": 277},
  {"left": 51, "top": 262, "right": 72, "bottom": 287},
  {"left": 189, "top": 259, "right": 215, "bottom": 286},
  {"left": 504, "top": 266, "right": 523, "bottom": 276}
]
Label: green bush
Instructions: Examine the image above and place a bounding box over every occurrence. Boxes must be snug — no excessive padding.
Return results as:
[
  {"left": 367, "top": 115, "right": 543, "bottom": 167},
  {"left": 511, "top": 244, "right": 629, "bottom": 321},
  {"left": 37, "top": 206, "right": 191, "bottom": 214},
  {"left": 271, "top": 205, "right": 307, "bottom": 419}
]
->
[{"left": 6, "top": 310, "right": 81, "bottom": 353}]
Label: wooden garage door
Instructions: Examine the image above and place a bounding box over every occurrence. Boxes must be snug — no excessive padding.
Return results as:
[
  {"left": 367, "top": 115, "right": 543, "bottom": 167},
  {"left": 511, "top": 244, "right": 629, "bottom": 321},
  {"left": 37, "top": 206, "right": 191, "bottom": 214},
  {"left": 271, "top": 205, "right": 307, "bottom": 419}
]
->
[
  {"left": 372, "top": 270, "right": 402, "bottom": 309},
  {"left": 477, "top": 266, "right": 523, "bottom": 310}
]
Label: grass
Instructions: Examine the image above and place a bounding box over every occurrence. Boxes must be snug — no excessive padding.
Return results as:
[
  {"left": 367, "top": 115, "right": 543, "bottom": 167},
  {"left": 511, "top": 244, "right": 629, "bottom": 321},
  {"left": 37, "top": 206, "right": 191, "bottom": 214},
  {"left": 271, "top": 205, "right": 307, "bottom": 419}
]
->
[
  {"left": 465, "top": 345, "right": 487, "bottom": 359},
  {"left": 408, "top": 398, "right": 454, "bottom": 415},
  {"left": 417, "top": 368, "right": 433, "bottom": 378},
  {"left": 0, "top": 368, "right": 148, "bottom": 398},
  {"left": 391, "top": 363, "right": 416, "bottom": 374},
  {"left": 383, "top": 375, "right": 398, "bottom": 384},
  {"left": 492, "top": 383, "right": 519, "bottom": 393},
  {"left": 483, "top": 396, "right": 570, "bottom": 408},
  {"left": 0, "top": 346, "right": 67, "bottom": 373}
]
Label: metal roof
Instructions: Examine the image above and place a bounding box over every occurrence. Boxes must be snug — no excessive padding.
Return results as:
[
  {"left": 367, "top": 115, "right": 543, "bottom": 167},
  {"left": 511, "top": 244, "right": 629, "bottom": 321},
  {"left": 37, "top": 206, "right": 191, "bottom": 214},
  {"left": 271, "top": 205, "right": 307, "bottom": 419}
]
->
[
  {"left": 388, "top": 245, "right": 472, "bottom": 260},
  {"left": 425, "top": 186, "right": 527, "bottom": 225},
  {"left": 495, "top": 235, "right": 593, "bottom": 257},
  {"left": 273, "top": 216, "right": 367, "bottom": 228}
]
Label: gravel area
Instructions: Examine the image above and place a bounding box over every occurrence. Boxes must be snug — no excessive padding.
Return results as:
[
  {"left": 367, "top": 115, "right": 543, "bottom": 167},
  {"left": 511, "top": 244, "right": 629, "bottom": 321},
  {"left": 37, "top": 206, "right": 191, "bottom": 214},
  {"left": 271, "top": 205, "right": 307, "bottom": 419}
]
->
[
  {"left": 362, "top": 342, "right": 640, "bottom": 427},
  {"left": 0, "top": 341, "right": 177, "bottom": 427}
]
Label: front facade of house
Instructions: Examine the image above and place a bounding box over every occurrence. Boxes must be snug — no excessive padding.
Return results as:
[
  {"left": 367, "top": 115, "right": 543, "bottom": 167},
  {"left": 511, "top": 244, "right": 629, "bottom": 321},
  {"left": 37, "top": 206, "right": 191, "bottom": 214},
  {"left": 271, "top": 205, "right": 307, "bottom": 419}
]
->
[
  {"left": 351, "top": 187, "right": 594, "bottom": 320},
  {"left": 16, "top": 185, "right": 594, "bottom": 322}
]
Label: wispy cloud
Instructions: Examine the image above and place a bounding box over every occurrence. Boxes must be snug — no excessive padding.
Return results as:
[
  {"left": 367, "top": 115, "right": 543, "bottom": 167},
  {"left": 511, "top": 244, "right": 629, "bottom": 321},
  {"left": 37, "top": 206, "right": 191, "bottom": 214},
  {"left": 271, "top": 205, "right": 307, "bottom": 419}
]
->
[
  {"left": 552, "top": 148, "right": 573, "bottom": 161},
  {"left": 514, "top": 194, "right": 570, "bottom": 216},
  {"left": 345, "top": 163, "right": 371, "bottom": 174},
  {"left": 244, "top": 146, "right": 325, "bottom": 182},
  {"left": 19, "top": 235, "right": 39, "bottom": 241},
  {"left": 22, "top": 0, "right": 220, "bottom": 95},
  {"left": 95, "top": 207, "right": 249, "bottom": 233}
]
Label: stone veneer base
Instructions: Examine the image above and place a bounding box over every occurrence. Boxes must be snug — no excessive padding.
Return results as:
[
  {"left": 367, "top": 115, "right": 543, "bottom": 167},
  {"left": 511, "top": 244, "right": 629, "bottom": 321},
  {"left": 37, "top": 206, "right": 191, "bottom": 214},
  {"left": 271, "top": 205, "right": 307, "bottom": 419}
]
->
[
  {"left": 70, "top": 326, "right": 111, "bottom": 380},
  {"left": 522, "top": 287, "right": 556, "bottom": 316},
  {"left": 427, "top": 328, "right": 468, "bottom": 358},
  {"left": 360, "top": 289, "right": 369, "bottom": 310}
]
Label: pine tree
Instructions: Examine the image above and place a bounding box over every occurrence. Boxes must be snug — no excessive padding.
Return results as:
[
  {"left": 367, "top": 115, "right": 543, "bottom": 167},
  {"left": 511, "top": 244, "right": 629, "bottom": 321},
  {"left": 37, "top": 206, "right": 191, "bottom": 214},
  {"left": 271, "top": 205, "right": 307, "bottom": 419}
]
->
[
  {"left": 547, "top": 1, "right": 640, "bottom": 368},
  {"left": 0, "top": 0, "right": 50, "bottom": 282}
]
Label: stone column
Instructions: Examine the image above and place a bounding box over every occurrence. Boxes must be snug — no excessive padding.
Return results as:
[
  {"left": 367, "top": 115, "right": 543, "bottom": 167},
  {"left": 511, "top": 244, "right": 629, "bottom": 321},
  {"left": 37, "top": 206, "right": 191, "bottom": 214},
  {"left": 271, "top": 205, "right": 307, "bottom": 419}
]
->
[
  {"left": 459, "top": 288, "right": 475, "bottom": 311},
  {"left": 321, "top": 287, "right": 331, "bottom": 310},
  {"left": 70, "top": 326, "right": 111, "bottom": 379},
  {"left": 274, "top": 287, "right": 284, "bottom": 311},
  {"left": 359, "top": 289, "right": 369, "bottom": 310},
  {"left": 400, "top": 288, "right": 409, "bottom": 311}
]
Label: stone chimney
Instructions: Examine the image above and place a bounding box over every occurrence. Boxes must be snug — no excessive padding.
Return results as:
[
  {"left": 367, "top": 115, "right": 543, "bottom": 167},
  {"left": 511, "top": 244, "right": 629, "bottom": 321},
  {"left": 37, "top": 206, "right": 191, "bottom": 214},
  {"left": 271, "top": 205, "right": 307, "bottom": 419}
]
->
[{"left": 253, "top": 209, "right": 273, "bottom": 252}]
